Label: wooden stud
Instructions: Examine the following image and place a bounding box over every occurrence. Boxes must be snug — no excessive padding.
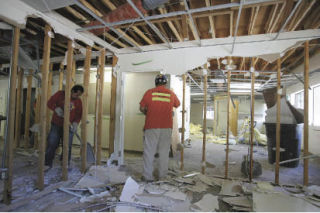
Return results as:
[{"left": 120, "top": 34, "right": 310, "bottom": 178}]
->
[
  {"left": 14, "top": 68, "right": 24, "bottom": 148},
  {"left": 97, "top": 49, "right": 106, "bottom": 165},
  {"left": 229, "top": 100, "right": 239, "bottom": 137},
  {"left": 109, "top": 55, "right": 118, "bottom": 157},
  {"left": 81, "top": 46, "right": 91, "bottom": 173},
  {"left": 181, "top": 14, "right": 188, "bottom": 40},
  {"left": 230, "top": 11, "right": 234, "bottom": 37},
  {"left": 62, "top": 40, "right": 73, "bottom": 181},
  {"left": 94, "top": 56, "right": 100, "bottom": 154},
  {"left": 202, "top": 74, "right": 207, "bottom": 174},
  {"left": 225, "top": 70, "right": 231, "bottom": 179},
  {"left": 304, "top": 41, "right": 309, "bottom": 186},
  {"left": 275, "top": 57, "right": 281, "bottom": 185},
  {"left": 159, "top": 8, "right": 182, "bottom": 42},
  {"left": 103, "top": 32, "right": 127, "bottom": 48},
  {"left": 37, "top": 24, "right": 52, "bottom": 190},
  {"left": 3, "top": 26, "right": 20, "bottom": 204},
  {"left": 59, "top": 63, "right": 64, "bottom": 90},
  {"left": 72, "top": 60, "right": 76, "bottom": 87},
  {"left": 249, "top": 66, "right": 255, "bottom": 182},
  {"left": 24, "top": 70, "right": 33, "bottom": 148},
  {"left": 46, "top": 64, "right": 53, "bottom": 134},
  {"left": 205, "top": 0, "right": 215, "bottom": 38},
  {"left": 34, "top": 92, "right": 41, "bottom": 150},
  {"left": 180, "top": 74, "right": 186, "bottom": 171}
]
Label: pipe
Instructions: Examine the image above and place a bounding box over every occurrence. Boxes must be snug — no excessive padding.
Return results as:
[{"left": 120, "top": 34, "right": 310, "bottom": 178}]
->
[
  {"left": 231, "top": 0, "right": 244, "bottom": 54},
  {"left": 273, "top": 0, "right": 303, "bottom": 40},
  {"left": 78, "top": 0, "right": 277, "bottom": 32}
]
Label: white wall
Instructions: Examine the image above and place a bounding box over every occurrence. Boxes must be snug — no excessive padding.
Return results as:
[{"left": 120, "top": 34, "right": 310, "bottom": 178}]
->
[
  {"left": 190, "top": 102, "right": 214, "bottom": 128},
  {"left": 214, "top": 95, "right": 266, "bottom": 136},
  {"left": 170, "top": 75, "right": 191, "bottom": 140},
  {"left": 285, "top": 52, "right": 320, "bottom": 154}
]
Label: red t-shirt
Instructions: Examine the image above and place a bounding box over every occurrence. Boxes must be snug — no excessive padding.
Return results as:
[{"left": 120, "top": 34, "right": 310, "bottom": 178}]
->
[
  {"left": 140, "top": 85, "right": 180, "bottom": 130},
  {"left": 47, "top": 90, "right": 82, "bottom": 127}
]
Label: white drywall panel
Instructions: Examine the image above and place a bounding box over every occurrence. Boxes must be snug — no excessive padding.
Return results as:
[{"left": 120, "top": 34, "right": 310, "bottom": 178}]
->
[
  {"left": 123, "top": 72, "right": 158, "bottom": 152},
  {"left": 190, "top": 102, "right": 214, "bottom": 128}
]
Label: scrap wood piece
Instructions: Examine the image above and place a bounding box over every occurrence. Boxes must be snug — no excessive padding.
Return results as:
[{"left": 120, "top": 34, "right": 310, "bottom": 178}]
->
[
  {"left": 222, "top": 196, "right": 252, "bottom": 208},
  {"left": 191, "top": 194, "right": 219, "bottom": 212},
  {"left": 1, "top": 180, "right": 72, "bottom": 211}
]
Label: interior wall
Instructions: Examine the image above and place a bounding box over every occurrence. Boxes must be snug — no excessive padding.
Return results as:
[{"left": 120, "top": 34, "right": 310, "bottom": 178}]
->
[
  {"left": 190, "top": 102, "right": 214, "bottom": 128},
  {"left": 214, "top": 95, "right": 266, "bottom": 136},
  {"left": 285, "top": 52, "right": 320, "bottom": 154}
]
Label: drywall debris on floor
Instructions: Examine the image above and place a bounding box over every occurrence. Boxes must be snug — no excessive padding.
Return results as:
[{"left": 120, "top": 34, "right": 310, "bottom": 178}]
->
[
  {"left": 253, "top": 191, "right": 320, "bottom": 212},
  {"left": 75, "top": 165, "right": 128, "bottom": 188},
  {"left": 219, "top": 179, "right": 243, "bottom": 196},
  {"left": 191, "top": 194, "right": 219, "bottom": 211},
  {"left": 222, "top": 196, "right": 252, "bottom": 208}
]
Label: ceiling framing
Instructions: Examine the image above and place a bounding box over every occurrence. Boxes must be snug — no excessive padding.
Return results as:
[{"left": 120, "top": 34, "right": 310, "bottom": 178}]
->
[{"left": 0, "top": 0, "right": 319, "bottom": 96}]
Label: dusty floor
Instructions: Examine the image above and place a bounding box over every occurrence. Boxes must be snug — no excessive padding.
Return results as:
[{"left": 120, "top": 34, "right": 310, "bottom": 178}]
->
[{"left": 0, "top": 136, "right": 318, "bottom": 211}]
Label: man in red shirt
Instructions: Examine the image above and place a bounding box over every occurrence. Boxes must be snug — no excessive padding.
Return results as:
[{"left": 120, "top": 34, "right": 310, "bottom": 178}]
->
[
  {"left": 45, "top": 85, "right": 83, "bottom": 168},
  {"left": 139, "top": 74, "right": 180, "bottom": 181}
]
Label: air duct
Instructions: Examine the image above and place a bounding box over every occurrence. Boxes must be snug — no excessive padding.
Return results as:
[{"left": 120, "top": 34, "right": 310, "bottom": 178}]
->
[{"left": 85, "top": 0, "right": 169, "bottom": 35}]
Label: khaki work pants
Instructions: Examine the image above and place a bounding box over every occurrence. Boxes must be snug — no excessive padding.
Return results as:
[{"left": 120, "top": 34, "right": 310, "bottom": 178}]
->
[{"left": 143, "top": 128, "right": 172, "bottom": 180}]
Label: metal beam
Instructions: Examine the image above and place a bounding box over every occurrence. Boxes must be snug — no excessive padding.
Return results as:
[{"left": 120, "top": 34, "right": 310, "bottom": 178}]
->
[{"left": 126, "top": 0, "right": 172, "bottom": 48}]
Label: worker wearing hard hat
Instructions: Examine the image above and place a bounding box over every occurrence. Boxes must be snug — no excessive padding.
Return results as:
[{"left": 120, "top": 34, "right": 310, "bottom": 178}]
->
[{"left": 139, "top": 74, "right": 180, "bottom": 181}]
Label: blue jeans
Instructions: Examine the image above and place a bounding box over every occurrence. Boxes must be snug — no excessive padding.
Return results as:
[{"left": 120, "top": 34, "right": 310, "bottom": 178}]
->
[{"left": 45, "top": 123, "right": 74, "bottom": 167}]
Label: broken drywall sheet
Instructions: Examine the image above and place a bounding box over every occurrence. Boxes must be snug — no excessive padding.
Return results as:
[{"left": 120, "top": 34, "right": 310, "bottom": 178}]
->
[
  {"left": 75, "top": 166, "right": 128, "bottom": 188},
  {"left": 305, "top": 185, "right": 320, "bottom": 198},
  {"left": 174, "top": 177, "right": 195, "bottom": 185},
  {"left": 256, "top": 181, "right": 275, "bottom": 192},
  {"left": 116, "top": 177, "right": 144, "bottom": 212},
  {"left": 191, "top": 194, "right": 219, "bottom": 212},
  {"left": 219, "top": 180, "right": 243, "bottom": 196},
  {"left": 196, "top": 174, "right": 218, "bottom": 187},
  {"left": 80, "top": 190, "right": 111, "bottom": 203},
  {"left": 164, "top": 190, "right": 187, "bottom": 201},
  {"left": 253, "top": 191, "right": 320, "bottom": 212},
  {"left": 186, "top": 181, "right": 209, "bottom": 193},
  {"left": 144, "top": 184, "right": 166, "bottom": 195},
  {"left": 135, "top": 194, "right": 170, "bottom": 208},
  {"left": 222, "top": 196, "right": 252, "bottom": 208}
]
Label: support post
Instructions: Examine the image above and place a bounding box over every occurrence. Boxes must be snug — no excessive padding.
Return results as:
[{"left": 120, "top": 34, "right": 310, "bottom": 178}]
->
[
  {"left": 202, "top": 73, "right": 207, "bottom": 174},
  {"left": 109, "top": 55, "right": 118, "bottom": 157},
  {"left": 37, "top": 24, "right": 52, "bottom": 190},
  {"left": 59, "top": 63, "right": 64, "bottom": 90},
  {"left": 72, "top": 60, "right": 76, "bottom": 87},
  {"left": 24, "top": 70, "right": 33, "bottom": 148},
  {"left": 249, "top": 68, "right": 255, "bottom": 182},
  {"left": 3, "top": 26, "right": 20, "bottom": 204},
  {"left": 14, "top": 68, "right": 24, "bottom": 148},
  {"left": 34, "top": 92, "right": 41, "bottom": 150},
  {"left": 225, "top": 70, "right": 231, "bottom": 179},
  {"left": 304, "top": 41, "right": 309, "bottom": 186},
  {"left": 275, "top": 57, "right": 281, "bottom": 185},
  {"left": 180, "top": 74, "right": 186, "bottom": 171},
  {"left": 62, "top": 40, "right": 73, "bottom": 181},
  {"left": 97, "top": 49, "right": 106, "bottom": 164},
  {"left": 46, "top": 64, "right": 53, "bottom": 134},
  {"left": 81, "top": 46, "right": 91, "bottom": 173}
]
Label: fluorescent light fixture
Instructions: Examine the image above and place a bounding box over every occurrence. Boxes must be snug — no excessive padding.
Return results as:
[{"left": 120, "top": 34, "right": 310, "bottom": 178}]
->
[{"left": 230, "top": 83, "right": 261, "bottom": 89}]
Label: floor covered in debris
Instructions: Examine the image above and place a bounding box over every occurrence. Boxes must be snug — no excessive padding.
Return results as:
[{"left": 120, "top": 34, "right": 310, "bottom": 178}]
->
[{"left": 0, "top": 136, "right": 319, "bottom": 211}]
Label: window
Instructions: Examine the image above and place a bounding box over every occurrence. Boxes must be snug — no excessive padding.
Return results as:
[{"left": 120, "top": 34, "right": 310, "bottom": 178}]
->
[
  {"left": 313, "top": 85, "right": 320, "bottom": 126},
  {"left": 294, "top": 91, "right": 304, "bottom": 108}
]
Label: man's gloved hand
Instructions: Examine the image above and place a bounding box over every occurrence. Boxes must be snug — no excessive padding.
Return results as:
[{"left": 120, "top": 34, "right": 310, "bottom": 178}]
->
[
  {"left": 71, "top": 122, "right": 78, "bottom": 133},
  {"left": 55, "top": 107, "right": 64, "bottom": 117}
]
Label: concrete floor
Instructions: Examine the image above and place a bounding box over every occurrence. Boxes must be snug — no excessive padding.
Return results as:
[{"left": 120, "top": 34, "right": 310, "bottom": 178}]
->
[{"left": 0, "top": 135, "right": 319, "bottom": 211}]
